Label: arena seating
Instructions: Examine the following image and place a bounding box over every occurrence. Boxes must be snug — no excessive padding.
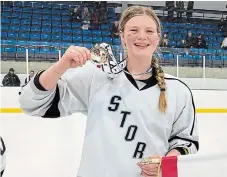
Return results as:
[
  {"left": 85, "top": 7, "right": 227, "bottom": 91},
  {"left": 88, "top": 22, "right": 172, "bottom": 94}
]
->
[{"left": 1, "top": 1, "right": 227, "bottom": 67}]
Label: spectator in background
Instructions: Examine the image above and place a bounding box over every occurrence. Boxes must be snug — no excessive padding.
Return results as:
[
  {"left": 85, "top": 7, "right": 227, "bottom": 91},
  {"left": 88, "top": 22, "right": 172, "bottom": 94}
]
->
[
  {"left": 185, "top": 31, "right": 195, "bottom": 48},
  {"left": 186, "top": 1, "right": 194, "bottom": 21},
  {"left": 111, "top": 21, "right": 119, "bottom": 37},
  {"left": 160, "top": 33, "right": 168, "bottom": 47},
  {"left": 165, "top": 1, "right": 175, "bottom": 21},
  {"left": 90, "top": 8, "right": 99, "bottom": 30},
  {"left": 218, "top": 17, "right": 226, "bottom": 32},
  {"left": 71, "top": 6, "right": 81, "bottom": 22},
  {"left": 221, "top": 37, "right": 227, "bottom": 50},
  {"left": 2, "top": 68, "right": 20, "bottom": 87},
  {"left": 81, "top": 7, "right": 91, "bottom": 25},
  {"left": 194, "top": 33, "right": 207, "bottom": 49},
  {"left": 24, "top": 70, "right": 35, "bottom": 85},
  {"left": 99, "top": 1, "right": 108, "bottom": 23},
  {"left": 176, "top": 1, "right": 184, "bottom": 19}
]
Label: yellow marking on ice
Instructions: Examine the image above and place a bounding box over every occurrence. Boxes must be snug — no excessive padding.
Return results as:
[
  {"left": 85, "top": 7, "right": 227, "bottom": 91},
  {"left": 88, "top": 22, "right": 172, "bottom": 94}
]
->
[{"left": 0, "top": 108, "right": 227, "bottom": 114}]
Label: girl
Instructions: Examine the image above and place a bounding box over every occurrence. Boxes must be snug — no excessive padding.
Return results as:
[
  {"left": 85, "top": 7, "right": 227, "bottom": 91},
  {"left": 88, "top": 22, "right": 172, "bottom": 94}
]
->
[{"left": 19, "top": 6, "right": 199, "bottom": 177}]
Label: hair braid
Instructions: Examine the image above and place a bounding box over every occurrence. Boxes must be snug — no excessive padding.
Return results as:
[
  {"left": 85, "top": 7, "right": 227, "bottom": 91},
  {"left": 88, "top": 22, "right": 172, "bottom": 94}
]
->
[{"left": 152, "top": 57, "right": 167, "bottom": 113}]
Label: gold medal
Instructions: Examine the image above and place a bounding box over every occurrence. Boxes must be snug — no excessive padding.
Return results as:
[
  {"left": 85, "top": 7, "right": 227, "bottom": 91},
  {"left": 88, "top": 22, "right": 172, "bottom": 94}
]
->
[
  {"left": 90, "top": 44, "right": 109, "bottom": 65},
  {"left": 140, "top": 157, "right": 161, "bottom": 165}
]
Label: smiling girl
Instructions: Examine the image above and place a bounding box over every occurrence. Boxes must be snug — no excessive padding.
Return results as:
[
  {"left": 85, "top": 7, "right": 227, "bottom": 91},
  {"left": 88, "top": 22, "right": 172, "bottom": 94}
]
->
[{"left": 19, "top": 6, "right": 199, "bottom": 177}]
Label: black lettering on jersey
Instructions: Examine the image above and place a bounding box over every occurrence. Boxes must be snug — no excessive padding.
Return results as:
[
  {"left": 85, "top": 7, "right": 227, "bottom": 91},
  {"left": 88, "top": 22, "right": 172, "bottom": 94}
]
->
[
  {"left": 125, "top": 125, "right": 138, "bottom": 141},
  {"left": 108, "top": 96, "right": 122, "bottom": 112},
  {"left": 133, "top": 142, "right": 146, "bottom": 159},
  {"left": 120, "top": 111, "right": 131, "bottom": 127}
]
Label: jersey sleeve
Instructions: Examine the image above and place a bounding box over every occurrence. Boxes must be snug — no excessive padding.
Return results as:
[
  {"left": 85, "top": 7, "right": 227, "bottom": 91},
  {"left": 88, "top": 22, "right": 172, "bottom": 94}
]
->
[
  {"left": 18, "top": 63, "right": 96, "bottom": 118},
  {"left": 168, "top": 84, "right": 199, "bottom": 155}
]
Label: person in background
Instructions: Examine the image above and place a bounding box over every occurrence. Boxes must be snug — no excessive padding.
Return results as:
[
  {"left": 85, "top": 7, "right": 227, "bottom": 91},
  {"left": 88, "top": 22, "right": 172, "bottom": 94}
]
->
[
  {"left": 81, "top": 6, "right": 91, "bottom": 25},
  {"left": 194, "top": 33, "right": 207, "bottom": 49},
  {"left": 185, "top": 31, "right": 195, "bottom": 48},
  {"left": 24, "top": 70, "right": 35, "bottom": 85},
  {"left": 160, "top": 33, "right": 168, "bottom": 47},
  {"left": 221, "top": 37, "right": 227, "bottom": 50},
  {"left": 111, "top": 21, "right": 119, "bottom": 37},
  {"left": 71, "top": 6, "right": 81, "bottom": 22},
  {"left": 2, "top": 68, "right": 20, "bottom": 87},
  {"left": 90, "top": 8, "right": 100, "bottom": 30}
]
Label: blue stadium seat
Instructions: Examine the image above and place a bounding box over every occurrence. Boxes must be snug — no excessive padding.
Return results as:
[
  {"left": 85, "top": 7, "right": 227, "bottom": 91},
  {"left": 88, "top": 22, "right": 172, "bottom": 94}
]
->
[
  {"left": 93, "top": 36, "right": 103, "bottom": 43},
  {"left": 2, "top": 47, "right": 16, "bottom": 60},
  {"left": 19, "top": 33, "right": 30, "bottom": 40},
  {"left": 10, "top": 25, "right": 20, "bottom": 31},
  {"left": 32, "top": 19, "right": 41, "bottom": 25},
  {"left": 102, "top": 31, "right": 111, "bottom": 36},
  {"left": 52, "top": 21, "right": 61, "bottom": 27},
  {"left": 24, "top": 1, "right": 32, "bottom": 7},
  {"left": 17, "top": 47, "right": 27, "bottom": 60},
  {"left": 83, "top": 36, "right": 92, "bottom": 43},
  {"left": 47, "top": 48, "right": 59, "bottom": 61},
  {"left": 83, "top": 30, "right": 92, "bottom": 35},
  {"left": 1, "top": 25, "right": 9, "bottom": 32},
  {"left": 52, "top": 28, "right": 62, "bottom": 34},
  {"left": 8, "top": 33, "right": 18, "bottom": 40},
  {"left": 103, "top": 37, "right": 113, "bottom": 44},
  {"left": 73, "top": 29, "right": 82, "bottom": 35},
  {"left": 84, "top": 43, "right": 93, "bottom": 49},
  {"left": 52, "top": 35, "right": 61, "bottom": 42},
  {"left": 33, "top": 2, "right": 43, "bottom": 8},
  {"left": 73, "top": 36, "right": 82, "bottom": 42},
  {"left": 101, "top": 24, "right": 109, "bottom": 30},
  {"left": 2, "top": 18, "right": 10, "bottom": 24},
  {"left": 62, "top": 35, "right": 72, "bottom": 42},
  {"left": 21, "top": 13, "right": 32, "bottom": 19},
  {"left": 30, "top": 34, "right": 41, "bottom": 41},
  {"left": 39, "top": 48, "right": 49, "bottom": 60},
  {"left": 20, "top": 25, "right": 30, "bottom": 32},
  {"left": 21, "top": 19, "right": 30, "bottom": 25},
  {"left": 62, "top": 16, "right": 70, "bottom": 21},
  {"left": 17, "top": 41, "right": 27, "bottom": 46},
  {"left": 62, "top": 22, "right": 71, "bottom": 28},
  {"left": 42, "top": 15, "right": 52, "bottom": 20},
  {"left": 72, "top": 23, "right": 82, "bottom": 28},
  {"left": 11, "top": 19, "right": 20, "bottom": 25},
  {"left": 42, "top": 27, "right": 51, "bottom": 33},
  {"left": 62, "top": 28, "right": 72, "bottom": 34},
  {"left": 31, "top": 26, "right": 41, "bottom": 32},
  {"left": 3, "top": 12, "right": 12, "bottom": 18},
  {"left": 23, "top": 7, "right": 32, "bottom": 13},
  {"left": 113, "top": 38, "right": 121, "bottom": 45},
  {"left": 92, "top": 30, "right": 102, "bottom": 36}
]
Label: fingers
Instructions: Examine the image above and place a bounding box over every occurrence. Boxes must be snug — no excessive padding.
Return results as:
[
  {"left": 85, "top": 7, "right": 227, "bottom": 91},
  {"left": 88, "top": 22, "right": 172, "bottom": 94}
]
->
[{"left": 67, "top": 46, "right": 91, "bottom": 67}]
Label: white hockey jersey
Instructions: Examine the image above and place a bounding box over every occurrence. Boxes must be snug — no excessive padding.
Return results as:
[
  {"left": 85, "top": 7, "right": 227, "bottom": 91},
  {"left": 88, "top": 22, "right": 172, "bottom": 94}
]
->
[{"left": 19, "top": 63, "right": 199, "bottom": 177}]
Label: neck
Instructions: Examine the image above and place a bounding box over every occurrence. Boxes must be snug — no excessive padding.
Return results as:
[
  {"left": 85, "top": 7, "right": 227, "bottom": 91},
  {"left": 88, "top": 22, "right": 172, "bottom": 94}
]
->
[{"left": 127, "top": 55, "right": 152, "bottom": 80}]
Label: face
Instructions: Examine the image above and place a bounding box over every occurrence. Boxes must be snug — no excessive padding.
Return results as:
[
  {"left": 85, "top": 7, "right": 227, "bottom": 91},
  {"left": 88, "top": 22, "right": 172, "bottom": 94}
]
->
[
  {"left": 188, "top": 32, "right": 192, "bottom": 37},
  {"left": 30, "top": 71, "right": 34, "bottom": 77},
  {"left": 9, "top": 71, "right": 14, "bottom": 74},
  {"left": 121, "top": 15, "right": 160, "bottom": 60}
]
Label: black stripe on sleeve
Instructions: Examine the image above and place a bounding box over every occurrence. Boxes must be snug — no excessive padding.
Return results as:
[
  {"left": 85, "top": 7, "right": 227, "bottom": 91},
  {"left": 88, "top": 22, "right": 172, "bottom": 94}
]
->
[
  {"left": 165, "top": 77, "right": 196, "bottom": 135},
  {"left": 33, "top": 70, "right": 61, "bottom": 118},
  {"left": 0, "top": 137, "right": 6, "bottom": 155},
  {"left": 168, "top": 136, "right": 199, "bottom": 151},
  {"left": 34, "top": 70, "right": 47, "bottom": 91},
  {"left": 42, "top": 85, "right": 60, "bottom": 118}
]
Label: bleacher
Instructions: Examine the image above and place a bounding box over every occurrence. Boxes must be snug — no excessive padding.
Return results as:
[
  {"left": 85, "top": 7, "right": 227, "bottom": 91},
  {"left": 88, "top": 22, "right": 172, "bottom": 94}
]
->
[{"left": 1, "top": 1, "right": 227, "bottom": 67}]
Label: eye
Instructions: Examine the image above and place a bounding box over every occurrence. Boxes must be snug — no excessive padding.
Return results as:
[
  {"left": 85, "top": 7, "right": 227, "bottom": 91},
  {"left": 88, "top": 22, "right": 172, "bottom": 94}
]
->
[
  {"left": 130, "top": 29, "right": 138, "bottom": 32},
  {"left": 147, "top": 30, "right": 154, "bottom": 33}
]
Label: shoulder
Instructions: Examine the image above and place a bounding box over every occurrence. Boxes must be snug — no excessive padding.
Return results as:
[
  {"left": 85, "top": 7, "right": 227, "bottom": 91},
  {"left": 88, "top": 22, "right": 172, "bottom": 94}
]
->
[{"left": 164, "top": 73, "right": 193, "bottom": 98}]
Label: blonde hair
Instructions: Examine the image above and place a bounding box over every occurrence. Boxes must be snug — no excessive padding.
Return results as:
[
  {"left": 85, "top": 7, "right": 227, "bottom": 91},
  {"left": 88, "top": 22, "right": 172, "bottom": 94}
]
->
[{"left": 118, "top": 5, "right": 167, "bottom": 113}]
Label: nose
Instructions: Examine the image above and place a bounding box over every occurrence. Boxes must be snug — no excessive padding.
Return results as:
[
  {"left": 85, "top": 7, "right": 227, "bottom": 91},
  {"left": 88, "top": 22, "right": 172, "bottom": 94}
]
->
[{"left": 137, "top": 30, "right": 147, "bottom": 40}]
